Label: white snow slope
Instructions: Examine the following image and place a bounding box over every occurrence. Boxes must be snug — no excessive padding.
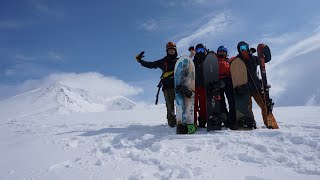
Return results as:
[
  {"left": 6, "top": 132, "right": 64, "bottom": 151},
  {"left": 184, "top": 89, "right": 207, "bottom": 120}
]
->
[{"left": 0, "top": 88, "right": 319, "bottom": 179}]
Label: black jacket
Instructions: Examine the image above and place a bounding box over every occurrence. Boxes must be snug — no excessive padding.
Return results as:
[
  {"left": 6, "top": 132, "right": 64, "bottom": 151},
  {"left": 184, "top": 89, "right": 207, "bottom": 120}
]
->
[
  {"left": 193, "top": 53, "right": 206, "bottom": 87},
  {"left": 237, "top": 54, "right": 262, "bottom": 94},
  {"left": 138, "top": 55, "right": 177, "bottom": 90}
]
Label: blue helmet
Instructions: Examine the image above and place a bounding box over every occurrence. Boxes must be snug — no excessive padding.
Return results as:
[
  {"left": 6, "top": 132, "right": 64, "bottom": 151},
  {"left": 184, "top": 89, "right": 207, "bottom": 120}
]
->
[{"left": 217, "top": 45, "right": 228, "bottom": 55}]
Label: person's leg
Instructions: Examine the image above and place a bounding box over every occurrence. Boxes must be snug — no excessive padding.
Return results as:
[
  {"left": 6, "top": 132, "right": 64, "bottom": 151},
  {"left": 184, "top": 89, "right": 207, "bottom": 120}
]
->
[
  {"left": 198, "top": 87, "right": 207, "bottom": 127},
  {"left": 220, "top": 89, "right": 228, "bottom": 116},
  {"left": 194, "top": 88, "right": 200, "bottom": 124},
  {"left": 224, "top": 77, "right": 237, "bottom": 129},
  {"left": 163, "top": 89, "right": 176, "bottom": 127}
]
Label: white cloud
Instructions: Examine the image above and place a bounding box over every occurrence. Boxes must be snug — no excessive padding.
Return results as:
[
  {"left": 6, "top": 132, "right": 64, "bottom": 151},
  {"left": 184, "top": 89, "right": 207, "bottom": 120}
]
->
[
  {"left": 159, "top": 0, "right": 230, "bottom": 7},
  {"left": 176, "top": 12, "right": 231, "bottom": 54},
  {"left": 33, "top": 0, "right": 64, "bottom": 18},
  {"left": 0, "top": 72, "right": 143, "bottom": 101},
  {"left": 4, "top": 69, "right": 16, "bottom": 76},
  {"left": 0, "top": 20, "right": 28, "bottom": 29},
  {"left": 48, "top": 51, "right": 64, "bottom": 62},
  {"left": 259, "top": 29, "right": 320, "bottom": 106},
  {"left": 259, "top": 33, "right": 300, "bottom": 46},
  {"left": 269, "top": 31, "right": 320, "bottom": 69},
  {"left": 305, "top": 93, "right": 320, "bottom": 106},
  {"left": 45, "top": 73, "right": 143, "bottom": 98},
  {"left": 15, "top": 54, "right": 37, "bottom": 61},
  {"left": 13, "top": 52, "right": 64, "bottom": 63},
  {"left": 2, "top": 63, "right": 42, "bottom": 77},
  {"left": 140, "top": 19, "right": 159, "bottom": 31},
  {"left": 138, "top": 17, "right": 180, "bottom": 32}
]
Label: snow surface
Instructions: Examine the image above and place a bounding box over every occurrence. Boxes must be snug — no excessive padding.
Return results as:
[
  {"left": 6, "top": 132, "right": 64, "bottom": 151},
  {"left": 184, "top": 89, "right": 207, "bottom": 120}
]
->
[{"left": 0, "top": 85, "right": 319, "bottom": 180}]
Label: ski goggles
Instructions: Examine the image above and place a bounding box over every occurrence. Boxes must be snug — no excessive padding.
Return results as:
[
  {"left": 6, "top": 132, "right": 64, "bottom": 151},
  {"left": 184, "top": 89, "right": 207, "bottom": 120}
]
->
[
  {"left": 239, "top": 44, "right": 249, "bottom": 51},
  {"left": 196, "top": 47, "right": 206, "bottom": 53},
  {"left": 217, "top": 46, "right": 228, "bottom": 53}
]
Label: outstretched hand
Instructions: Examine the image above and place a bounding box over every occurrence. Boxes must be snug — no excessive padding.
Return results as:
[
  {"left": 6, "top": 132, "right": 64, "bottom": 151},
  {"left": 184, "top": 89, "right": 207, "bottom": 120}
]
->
[
  {"left": 188, "top": 46, "right": 196, "bottom": 58},
  {"left": 136, "top": 51, "right": 145, "bottom": 61}
]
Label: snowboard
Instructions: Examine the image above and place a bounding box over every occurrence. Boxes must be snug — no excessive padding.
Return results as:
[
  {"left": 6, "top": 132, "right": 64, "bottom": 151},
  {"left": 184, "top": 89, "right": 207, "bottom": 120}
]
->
[
  {"left": 230, "top": 57, "right": 255, "bottom": 129},
  {"left": 174, "top": 56, "right": 197, "bottom": 134},
  {"left": 257, "top": 44, "right": 279, "bottom": 129},
  {"left": 203, "top": 52, "right": 223, "bottom": 131}
]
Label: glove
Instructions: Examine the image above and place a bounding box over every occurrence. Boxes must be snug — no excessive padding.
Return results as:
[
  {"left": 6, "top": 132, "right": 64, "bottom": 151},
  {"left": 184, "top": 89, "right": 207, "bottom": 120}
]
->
[
  {"left": 250, "top": 47, "right": 256, "bottom": 54},
  {"left": 135, "top": 51, "right": 145, "bottom": 61},
  {"left": 263, "top": 45, "right": 271, "bottom": 63},
  {"left": 188, "top": 46, "right": 195, "bottom": 58},
  {"left": 188, "top": 46, "right": 194, "bottom": 51}
]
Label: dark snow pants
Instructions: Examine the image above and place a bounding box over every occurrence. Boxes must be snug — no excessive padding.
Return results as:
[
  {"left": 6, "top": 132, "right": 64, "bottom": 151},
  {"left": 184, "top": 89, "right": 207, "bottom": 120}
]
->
[{"left": 163, "top": 88, "right": 176, "bottom": 127}]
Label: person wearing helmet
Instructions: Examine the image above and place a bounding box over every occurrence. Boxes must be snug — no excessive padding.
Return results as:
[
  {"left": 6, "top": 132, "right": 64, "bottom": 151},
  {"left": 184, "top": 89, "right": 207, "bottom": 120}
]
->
[
  {"left": 217, "top": 46, "right": 237, "bottom": 130},
  {"left": 189, "top": 43, "right": 207, "bottom": 128},
  {"left": 135, "top": 42, "right": 178, "bottom": 127},
  {"left": 230, "top": 41, "right": 279, "bottom": 129}
]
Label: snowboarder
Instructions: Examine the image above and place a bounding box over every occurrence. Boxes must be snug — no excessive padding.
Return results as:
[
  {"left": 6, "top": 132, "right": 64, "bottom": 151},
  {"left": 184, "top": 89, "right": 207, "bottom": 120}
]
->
[
  {"left": 231, "top": 41, "right": 278, "bottom": 129},
  {"left": 135, "top": 42, "right": 178, "bottom": 128},
  {"left": 189, "top": 43, "right": 207, "bottom": 128},
  {"left": 217, "top": 46, "right": 237, "bottom": 130}
]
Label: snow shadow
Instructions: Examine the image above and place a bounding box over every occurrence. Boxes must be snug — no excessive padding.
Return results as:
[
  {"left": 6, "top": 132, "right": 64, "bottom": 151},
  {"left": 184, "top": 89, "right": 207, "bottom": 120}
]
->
[
  {"left": 79, "top": 125, "right": 175, "bottom": 150},
  {"left": 79, "top": 124, "right": 173, "bottom": 137}
]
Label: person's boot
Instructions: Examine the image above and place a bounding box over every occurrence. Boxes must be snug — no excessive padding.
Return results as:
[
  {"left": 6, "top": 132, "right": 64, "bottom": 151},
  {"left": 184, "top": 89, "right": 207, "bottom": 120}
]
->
[
  {"left": 176, "top": 124, "right": 197, "bottom": 134},
  {"left": 198, "top": 117, "right": 206, "bottom": 128},
  {"left": 238, "top": 116, "right": 255, "bottom": 130},
  {"left": 168, "top": 118, "right": 176, "bottom": 128}
]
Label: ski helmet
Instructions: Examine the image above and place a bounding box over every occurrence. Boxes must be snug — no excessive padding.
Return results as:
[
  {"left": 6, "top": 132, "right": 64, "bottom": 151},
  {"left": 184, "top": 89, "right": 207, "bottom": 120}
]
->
[
  {"left": 237, "top": 41, "right": 249, "bottom": 53},
  {"left": 166, "top": 42, "right": 176, "bottom": 50},
  {"left": 195, "top": 43, "right": 207, "bottom": 54},
  {"left": 217, "top": 45, "right": 228, "bottom": 55}
]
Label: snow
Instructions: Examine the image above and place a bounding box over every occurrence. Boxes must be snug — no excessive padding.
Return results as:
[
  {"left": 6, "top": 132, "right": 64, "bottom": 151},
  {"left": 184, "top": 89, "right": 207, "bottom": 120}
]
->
[
  {"left": 0, "top": 82, "right": 137, "bottom": 119},
  {"left": 0, "top": 84, "right": 319, "bottom": 180}
]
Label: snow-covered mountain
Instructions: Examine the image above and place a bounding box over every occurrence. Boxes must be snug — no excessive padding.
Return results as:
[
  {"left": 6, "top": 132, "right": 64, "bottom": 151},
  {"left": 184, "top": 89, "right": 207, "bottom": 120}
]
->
[
  {"left": 105, "top": 96, "right": 136, "bottom": 110},
  {"left": 0, "top": 82, "right": 136, "bottom": 118}
]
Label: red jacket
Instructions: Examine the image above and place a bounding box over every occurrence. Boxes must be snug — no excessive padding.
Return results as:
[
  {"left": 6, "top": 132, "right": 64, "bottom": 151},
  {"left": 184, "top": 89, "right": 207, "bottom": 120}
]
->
[{"left": 218, "top": 57, "right": 231, "bottom": 79}]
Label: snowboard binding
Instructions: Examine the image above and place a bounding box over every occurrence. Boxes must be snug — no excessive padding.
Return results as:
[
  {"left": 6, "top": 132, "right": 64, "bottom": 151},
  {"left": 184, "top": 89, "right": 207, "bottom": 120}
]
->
[
  {"left": 176, "top": 84, "right": 193, "bottom": 98},
  {"left": 208, "top": 81, "right": 220, "bottom": 95},
  {"left": 176, "top": 124, "right": 197, "bottom": 134}
]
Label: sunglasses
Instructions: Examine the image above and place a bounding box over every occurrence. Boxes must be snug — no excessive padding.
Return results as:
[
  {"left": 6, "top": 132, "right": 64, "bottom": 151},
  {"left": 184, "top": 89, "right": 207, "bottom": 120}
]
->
[
  {"left": 239, "top": 44, "right": 249, "bottom": 51},
  {"left": 196, "top": 47, "right": 206, "bottom": 53}
]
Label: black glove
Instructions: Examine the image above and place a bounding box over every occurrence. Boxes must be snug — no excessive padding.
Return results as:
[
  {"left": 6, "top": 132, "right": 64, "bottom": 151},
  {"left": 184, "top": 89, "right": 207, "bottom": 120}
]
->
[
  {"left": 188, "top": 46, "right": 194, "bottom": 51},
  {"left": 263, "top": 45, "right": 271, "bottom": 63},
  {"left": 135, "top": 51, "right": 145, "bottom": 61},
  {"left": 250, "top": 47, "right": 256, "bottom": 54},
  {"left": 176, "top": 84, "right": 192, "bottom": 98}
]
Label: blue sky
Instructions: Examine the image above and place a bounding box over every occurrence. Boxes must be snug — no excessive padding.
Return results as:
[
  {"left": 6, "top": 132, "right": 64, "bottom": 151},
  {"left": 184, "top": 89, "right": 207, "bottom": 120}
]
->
[{"left": 1, "top": 0, "right": 320, "bottom": 106}]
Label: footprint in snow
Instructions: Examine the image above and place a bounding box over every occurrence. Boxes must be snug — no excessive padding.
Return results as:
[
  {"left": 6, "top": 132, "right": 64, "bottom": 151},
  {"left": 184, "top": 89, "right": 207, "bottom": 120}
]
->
[
  {"left": 48, "top": 160, "right": 72, "bottom": 171},
  {"left": 186, "top": 146, "right": 201, "bottom": 152},
  {"left": 244, "top": 176, "right": 268, "bottom": 180}
]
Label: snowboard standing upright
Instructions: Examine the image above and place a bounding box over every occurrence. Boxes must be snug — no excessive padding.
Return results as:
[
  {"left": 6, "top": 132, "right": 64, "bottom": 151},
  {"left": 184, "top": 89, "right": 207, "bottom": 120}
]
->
[
  {"left": 203, "top": 52, "right": 223, "bottom": 131},
  {"left": 257, "top": 44, "right": 279, "bottom": 129},
  {"left": 230, "top": 58, "right": 255, "bottom": 129},
  {"left": 174, "top": 56, "right": 196, "bottom": 134}
]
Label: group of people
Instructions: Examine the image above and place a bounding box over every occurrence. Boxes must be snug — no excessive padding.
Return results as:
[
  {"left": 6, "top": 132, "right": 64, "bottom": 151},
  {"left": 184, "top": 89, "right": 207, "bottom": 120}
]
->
[{"left": 135, "top": 41, "right": 278, "bottom": 130}]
